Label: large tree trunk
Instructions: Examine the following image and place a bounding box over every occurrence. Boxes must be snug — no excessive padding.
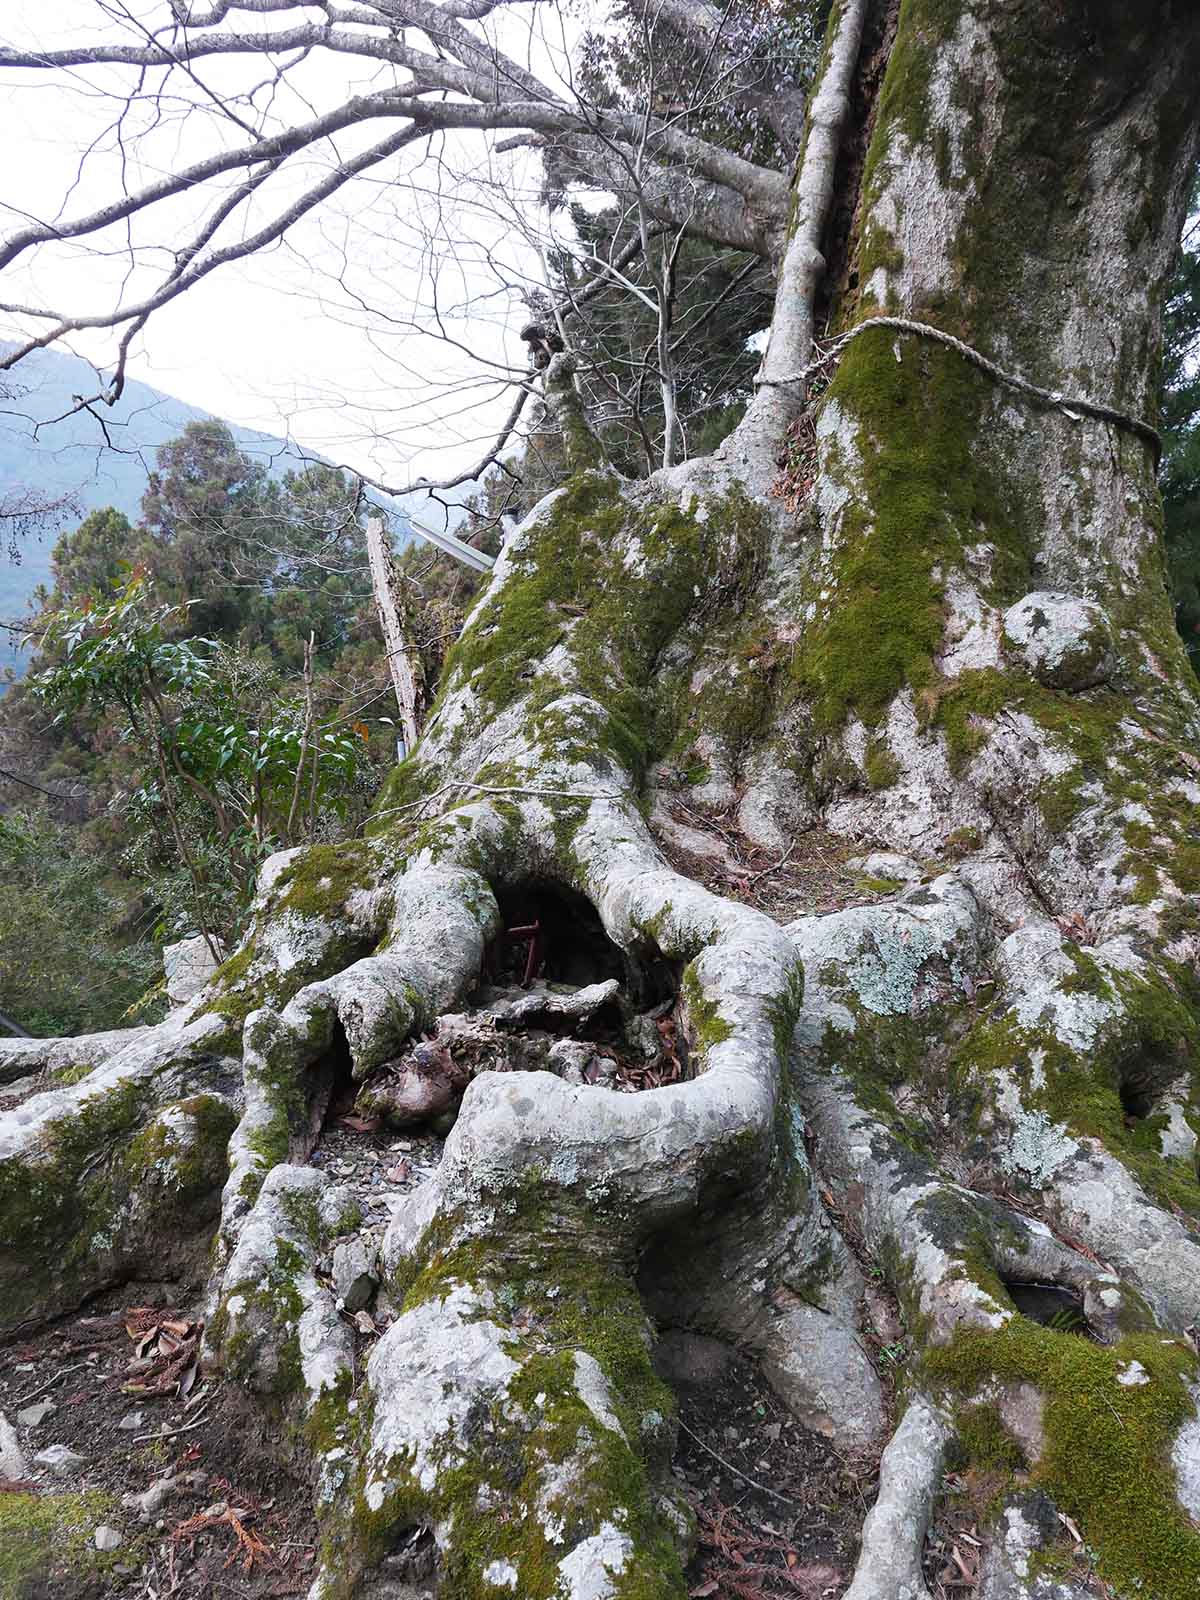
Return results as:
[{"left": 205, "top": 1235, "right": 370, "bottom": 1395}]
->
[{"left": 6, "top": 4, "right": 1200, "bottom": 1596}]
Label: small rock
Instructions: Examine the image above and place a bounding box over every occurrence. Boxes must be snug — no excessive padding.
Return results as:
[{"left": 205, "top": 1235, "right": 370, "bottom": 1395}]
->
[
  {"left": 34, "top": 1443, "right": 87, "bottom": 1475},
  {"left": 1116, "top": 1359, "right": 1150, "bottom": 1387},
  {"left": 332, "top": 1237, "right": 378, "bottom": 1313},
  {"left": 16, "top": 1401, "right": 56, "bottom": 1428},
  {"left": 122, "top": 1469, "right": 208, "bottom": 1521},
  {"left": 996, "top": 1382, "right": 1045, "bottom": 1464},
  {"left": 117, "top": 1411, "right": 145, "bottom": 1431},
  {"left": 163, "top": 932, "right": 224, "bottom": 1005},
  {"left": 624, "top": 1012, "right": 663, "bottom": 1063},
  {"left": 845, "top": 851, "right": 923, "bottom": 884},
  {"left": 586, "top": 1056, "right": 618, "bottom": 1087},
  {"left": 93, "top": 1525, "right": 123, "bottom": 1553},
  {"left": 0, "top": 1411, "right": 28, "bottom": 1479},
  {"left": 546, "top": 1038, "right": 595, "bottom": 1085}
]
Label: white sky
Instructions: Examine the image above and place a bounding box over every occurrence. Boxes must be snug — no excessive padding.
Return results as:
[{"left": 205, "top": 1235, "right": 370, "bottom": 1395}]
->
[{"left": 0, "top": 0, "right": 591, "bottom": 491}]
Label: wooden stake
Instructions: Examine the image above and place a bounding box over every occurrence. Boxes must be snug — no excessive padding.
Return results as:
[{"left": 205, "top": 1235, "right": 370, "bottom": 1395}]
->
[{"left": 366, "top": 516, "right": 424, "bottom": 757}]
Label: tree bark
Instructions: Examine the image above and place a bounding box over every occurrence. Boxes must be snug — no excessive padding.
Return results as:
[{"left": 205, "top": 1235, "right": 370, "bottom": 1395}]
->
[{"left": 6, "top": 4, "right": 1200, "bottom": 1597}]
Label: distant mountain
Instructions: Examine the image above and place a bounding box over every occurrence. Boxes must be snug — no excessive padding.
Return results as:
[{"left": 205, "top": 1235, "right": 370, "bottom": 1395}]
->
[{"left": 0, "top": 341, "right": 424, "bottom": 681}]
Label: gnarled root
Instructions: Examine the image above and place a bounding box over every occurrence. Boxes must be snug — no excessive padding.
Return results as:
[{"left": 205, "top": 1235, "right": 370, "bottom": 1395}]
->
[
  {"left": 0, "top": 1013, "right": 239, "bottom": 1333},
  {"left": 788, "top": 875, "right": 1200, "bottom": 1594},
  {"left": 841, "top": 1397, "right": 951, "bottom": 1600},
  {"left": 169, "top": 759, "right": 880, "bottom": 1594}
]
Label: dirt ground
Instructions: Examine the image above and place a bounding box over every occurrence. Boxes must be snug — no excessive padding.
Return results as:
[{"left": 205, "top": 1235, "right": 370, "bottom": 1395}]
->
[
  {"left": 661, "top": 1332, "right": 875, "bottom": 1599},
  {"left": 3, "top": 1281, "right": 895, "bottom": 1600},
  {"left": 0, "top": 1289, "right": 319, "bottom": 1599}
]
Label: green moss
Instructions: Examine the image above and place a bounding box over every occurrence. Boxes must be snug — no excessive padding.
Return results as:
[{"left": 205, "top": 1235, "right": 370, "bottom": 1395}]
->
[
  {"left": 273, "top": 840, "right": 374, "bottom": 920},
  {"left": 956, "top": 1402, "right": 1028, "bottom": 1473},
  {"left": 943, "top": 826, "right": 982, "bottom": 860},
  {"left": 679, "top": 966, "right": 733, "bottom": 1054},
  {"left": 931, "top": 669, "right": 1012, "bottom": 773},
  {"left": 48, "top": 1062, "right": 96, "bottom": 1088},
  {"left": 790, "top": 336, "right": 1031, "bottom": 732},
  {"left": 367, "top": 755, "right": 432, "bottom": 834},
  {"left": 206, "top": 937, "right": 289, "bottom": 1034},
  {"left": 853, "top": 874, "right": 904, "bottom": 896},
  {"left": 864, "top": 737, "right": 900, "bottom": 790},
  {"left": 0, "top": 1489, "right": 138, "bottom": 1598},
  {"left": 928, "top": 1322, "right": 1200, "bottom": 1600},
  {"left": 212, "top": 939, "right": 255, "bottom": 992},
  {"left": 438, "top": 472, "right": 623, "bottom": 730},
  {"left": 1059, "top": 949, "right": 1115, "bottom": 1000},
  {"left": 1038, "top": 771, "right": 1087, "bottom": 836}
]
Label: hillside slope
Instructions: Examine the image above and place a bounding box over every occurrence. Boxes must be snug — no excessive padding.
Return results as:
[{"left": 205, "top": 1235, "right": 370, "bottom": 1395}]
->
[{"left": 0, "top": 343, "right": 401, "bottom": 678}]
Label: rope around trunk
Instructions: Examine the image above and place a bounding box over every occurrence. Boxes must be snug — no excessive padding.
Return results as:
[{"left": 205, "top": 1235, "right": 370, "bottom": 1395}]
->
[{"left": 754, "top": 314, "right": 1162, "bottom": 464}]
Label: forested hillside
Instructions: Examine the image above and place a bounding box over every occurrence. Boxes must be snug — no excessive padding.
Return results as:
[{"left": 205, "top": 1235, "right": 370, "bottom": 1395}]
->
[
  {"left": 0, "top": 341, "right": 345, "bottom": 678},
  {"left": 0, "top": 418, "right": 485, "bottom": 1035}
]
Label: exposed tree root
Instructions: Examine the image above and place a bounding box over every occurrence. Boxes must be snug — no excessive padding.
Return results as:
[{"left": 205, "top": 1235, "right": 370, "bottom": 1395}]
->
[{"left": 842, "top": 1397, "right": 951, "bottom": 1600}]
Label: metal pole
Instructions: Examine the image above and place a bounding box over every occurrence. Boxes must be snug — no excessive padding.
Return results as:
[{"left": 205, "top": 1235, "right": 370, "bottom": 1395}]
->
[{"left": 403, "top": 516, "right": 496, "bottom": 574}]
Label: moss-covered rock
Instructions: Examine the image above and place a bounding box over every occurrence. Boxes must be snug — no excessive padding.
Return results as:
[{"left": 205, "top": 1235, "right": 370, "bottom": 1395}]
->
[
  {"left": 0, "top": 1077, "right": 235, "bottom": 1332},
  {"left": 0, "top": 1490, "right": 138, "bottom": 1600},
  {"left": 929, "top": 1321, "right": 1200, "bottom": 1599}
]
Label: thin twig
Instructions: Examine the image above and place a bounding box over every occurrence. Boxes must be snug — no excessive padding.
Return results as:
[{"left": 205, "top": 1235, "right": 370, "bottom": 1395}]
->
[
  {"left": 746, "top": 842, "right": 797, "bottom": 884},
  {"left": 754, "top": 312, "right": 1162, "bottom": 463},
  {"left": 133, "top": 1403, "right": 212, "bottom": 1444},
  {"left": 13, "top": 1363, "right": 86, "bottom": 1407},
  {"left": 676, "top": 1418, "right": 798, "bottom": 1506}
]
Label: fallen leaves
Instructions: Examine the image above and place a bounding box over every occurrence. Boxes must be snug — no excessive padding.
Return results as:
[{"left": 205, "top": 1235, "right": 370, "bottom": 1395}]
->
[
  {"left": 336, "top": 1113, "right": 380, "bottom": 1134},
  {"left": 120, "top": 1309, "right": 203, "bottom": 1398},
  {"left": 690, "top": 1498, "right": 845, "bottom": 1597},
  {"left": 171, "top": 1502, "right": 275, "bottom": 1574},
  {"left": 928, "top": 1512, "right": 985, "bottom": 1596}
]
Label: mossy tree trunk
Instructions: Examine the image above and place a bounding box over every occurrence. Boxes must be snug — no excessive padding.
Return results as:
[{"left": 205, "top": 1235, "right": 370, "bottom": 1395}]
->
[{"left": 6, "top": 3, "right": 1200, "bottom": 1596}]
